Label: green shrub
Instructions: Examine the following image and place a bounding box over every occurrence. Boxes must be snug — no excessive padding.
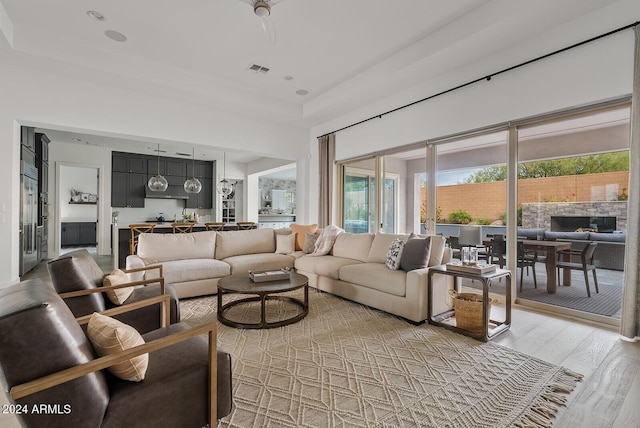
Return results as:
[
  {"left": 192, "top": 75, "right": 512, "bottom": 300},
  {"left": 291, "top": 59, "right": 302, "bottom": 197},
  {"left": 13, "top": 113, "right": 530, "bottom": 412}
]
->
[
  {"left": 448, "top": 210, "right": 472, "bottom": 224},
  {"left": 476, "top": 217, "right": 492, "bottom": 225}
]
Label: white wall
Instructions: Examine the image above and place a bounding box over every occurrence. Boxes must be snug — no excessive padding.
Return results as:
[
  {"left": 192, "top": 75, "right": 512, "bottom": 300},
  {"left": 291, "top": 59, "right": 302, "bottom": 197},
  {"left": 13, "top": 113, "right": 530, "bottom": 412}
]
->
[
  {"left": 0, "top": 36, "right": 308, "bottom": 286},
  {"left": 59, "top": 165, "right": 98, "bottom": 221}
]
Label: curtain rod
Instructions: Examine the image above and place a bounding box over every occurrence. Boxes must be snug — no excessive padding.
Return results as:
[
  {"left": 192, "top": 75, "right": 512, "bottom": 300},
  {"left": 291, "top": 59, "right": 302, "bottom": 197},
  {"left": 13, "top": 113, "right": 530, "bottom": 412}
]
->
[{"left": 317, "top": 20, "right": 640, "bottom": 140}]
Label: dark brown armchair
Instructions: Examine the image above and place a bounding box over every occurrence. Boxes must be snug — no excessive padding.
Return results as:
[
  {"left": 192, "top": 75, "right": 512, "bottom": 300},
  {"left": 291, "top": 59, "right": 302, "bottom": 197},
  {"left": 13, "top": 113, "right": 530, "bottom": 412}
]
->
[
  {"left": 0, "top": 278, "right": 233, "bottom": 427},
  {"left": 47, "top": 249, "right": 179, "bottom": 334}
]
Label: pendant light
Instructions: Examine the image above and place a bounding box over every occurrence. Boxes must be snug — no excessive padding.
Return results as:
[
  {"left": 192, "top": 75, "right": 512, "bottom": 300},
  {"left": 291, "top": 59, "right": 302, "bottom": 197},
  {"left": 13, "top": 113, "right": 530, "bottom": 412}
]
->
[
  {"left": 147, "top": 143, "right": 168, "bottom": 192},
  {"left": 184, "top": 147, "right": 202, "bottom": 194},
  {"left": 216, "top": 152, "right": 233, "bottom": 196}
]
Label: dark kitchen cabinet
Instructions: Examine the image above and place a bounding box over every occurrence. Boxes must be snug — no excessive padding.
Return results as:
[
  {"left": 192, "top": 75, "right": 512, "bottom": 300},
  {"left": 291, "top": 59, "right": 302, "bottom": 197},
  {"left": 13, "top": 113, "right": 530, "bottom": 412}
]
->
[
  {"left": 187, "top": 160, "right": 213, "bottom": 179},
  {"left": 112, "top": 152, "right": 147, "bottom": 207},
  {"left": 112, "top": 171, "right": 146, "bottom": 207},
  {"left": 186, "top": 178, "right": 213, "bottom": 209},
  {"left": 62, "top": 222, "right": 96, "bottom": 247},
  {"left": 113, "top": 153, "right": 146, "bottom": 174}
]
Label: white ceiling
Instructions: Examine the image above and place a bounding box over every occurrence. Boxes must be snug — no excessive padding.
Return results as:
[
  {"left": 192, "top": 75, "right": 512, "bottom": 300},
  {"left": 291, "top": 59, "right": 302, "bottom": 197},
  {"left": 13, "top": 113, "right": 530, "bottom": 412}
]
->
[{"left": 1, "top": 0, "right": 633, "bottom": 160}]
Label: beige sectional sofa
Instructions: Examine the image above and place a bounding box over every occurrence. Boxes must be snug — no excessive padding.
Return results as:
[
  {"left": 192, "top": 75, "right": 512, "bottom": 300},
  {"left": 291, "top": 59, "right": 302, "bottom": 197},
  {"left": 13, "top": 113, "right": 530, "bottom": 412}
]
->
[{"left": 126, "top": 228, "right": 453, "bottom": 324}]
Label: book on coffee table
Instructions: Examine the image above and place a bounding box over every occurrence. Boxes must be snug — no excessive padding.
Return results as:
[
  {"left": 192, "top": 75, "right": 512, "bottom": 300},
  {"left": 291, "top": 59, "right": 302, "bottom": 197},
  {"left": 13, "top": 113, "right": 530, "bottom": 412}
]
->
[
  {"left": 445, "top": 261, "right": 497, "bottom": 275},
  {"left": 250, "top": 269, "right": 291, "bottom": 282}
]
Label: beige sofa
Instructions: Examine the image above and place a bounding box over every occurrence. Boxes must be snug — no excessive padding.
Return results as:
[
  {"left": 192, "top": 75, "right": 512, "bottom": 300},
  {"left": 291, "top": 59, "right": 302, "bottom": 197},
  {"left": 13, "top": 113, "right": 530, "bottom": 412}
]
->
[
  {"left": 294, "top": 232, "right": 453, "bottom": 324},
  {"left": 126, "top": 228, "right": 453, "bottom": 324},
  {"left": 126, "top": 228, "right": 295, "bottom": 298}
]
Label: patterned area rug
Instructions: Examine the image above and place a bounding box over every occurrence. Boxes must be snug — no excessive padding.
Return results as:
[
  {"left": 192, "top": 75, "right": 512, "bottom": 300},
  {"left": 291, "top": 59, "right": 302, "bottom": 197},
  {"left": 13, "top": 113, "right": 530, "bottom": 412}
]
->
[{"left": 181, "top": 289, "right": 582, "bottom": 428}]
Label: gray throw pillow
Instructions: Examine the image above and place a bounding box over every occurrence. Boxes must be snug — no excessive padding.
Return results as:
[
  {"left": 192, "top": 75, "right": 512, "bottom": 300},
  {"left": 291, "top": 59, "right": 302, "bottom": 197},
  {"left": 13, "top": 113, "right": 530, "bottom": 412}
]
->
[
  {"left": 385, "top": 238, "right": 405, "bottom": 270},
  {"left": 303, "top": 232, "right": 319, "bottom": 254},
  {"left": 400, "top": 236, "right": 431, "bottom": 271}
]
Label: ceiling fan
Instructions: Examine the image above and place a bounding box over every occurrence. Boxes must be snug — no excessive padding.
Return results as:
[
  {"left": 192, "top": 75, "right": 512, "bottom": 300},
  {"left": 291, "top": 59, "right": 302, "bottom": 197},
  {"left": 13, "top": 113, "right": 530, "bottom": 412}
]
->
[{"left": 239, "top": 0, "right": 285, "bottom": 44}]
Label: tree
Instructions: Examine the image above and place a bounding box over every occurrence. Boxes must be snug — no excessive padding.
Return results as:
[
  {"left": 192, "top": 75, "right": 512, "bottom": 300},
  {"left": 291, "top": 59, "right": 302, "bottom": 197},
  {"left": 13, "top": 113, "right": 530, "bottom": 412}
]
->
[{"left": 463, "top": 152, "right": 629, "bottom": 183}]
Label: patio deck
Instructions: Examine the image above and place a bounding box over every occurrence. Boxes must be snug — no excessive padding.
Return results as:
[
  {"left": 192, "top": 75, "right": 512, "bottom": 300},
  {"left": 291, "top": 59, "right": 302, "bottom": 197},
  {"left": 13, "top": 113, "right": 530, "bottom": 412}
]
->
[{"left": 461, "top": 264, "right": 623, "bottom": 319}]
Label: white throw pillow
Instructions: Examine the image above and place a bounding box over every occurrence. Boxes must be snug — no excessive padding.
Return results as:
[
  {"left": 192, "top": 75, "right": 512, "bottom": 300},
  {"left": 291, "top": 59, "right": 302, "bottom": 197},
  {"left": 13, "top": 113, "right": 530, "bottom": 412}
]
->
[
  {"left": 87, "top": 313, "right": 148, "bottom": 382},
  {"left": 385, "top": 238, "right": 405, "bottom": 270},
  {"left": 276, "top": 233, "right": 296, "bottom": 254},
  {"left": 103, "top": 269, "right": 133, "bottom": 305}
]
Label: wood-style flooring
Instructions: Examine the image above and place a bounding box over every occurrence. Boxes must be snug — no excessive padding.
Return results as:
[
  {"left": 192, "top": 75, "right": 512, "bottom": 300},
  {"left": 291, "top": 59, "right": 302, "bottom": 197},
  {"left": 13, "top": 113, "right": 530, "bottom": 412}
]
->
[{"left": 2, "top": 251, "right": 639, "bottom": 428}]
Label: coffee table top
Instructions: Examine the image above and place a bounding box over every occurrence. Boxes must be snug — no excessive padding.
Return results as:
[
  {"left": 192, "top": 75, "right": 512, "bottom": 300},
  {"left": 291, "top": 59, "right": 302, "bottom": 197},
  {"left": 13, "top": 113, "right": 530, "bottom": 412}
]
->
[{"left": 218, "top": 272, "right": 308, "bottom": 294}]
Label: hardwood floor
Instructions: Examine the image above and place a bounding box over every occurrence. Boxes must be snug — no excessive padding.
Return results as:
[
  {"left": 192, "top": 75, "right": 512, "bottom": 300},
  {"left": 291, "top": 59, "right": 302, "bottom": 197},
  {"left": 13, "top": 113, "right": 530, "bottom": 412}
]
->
[{"left": 2, "top": 252, "right": 639, "bottom": 427}]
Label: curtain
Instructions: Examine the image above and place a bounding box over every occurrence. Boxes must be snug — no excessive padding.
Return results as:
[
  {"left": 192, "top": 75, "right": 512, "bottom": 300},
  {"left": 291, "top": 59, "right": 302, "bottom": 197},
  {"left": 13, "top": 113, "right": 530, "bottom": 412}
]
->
[
  {"left": 621, "top": 25, "right": 640, "bottom": 340},
  {"left": 318, "top": 133, "right": 335, "bottom": 228}
]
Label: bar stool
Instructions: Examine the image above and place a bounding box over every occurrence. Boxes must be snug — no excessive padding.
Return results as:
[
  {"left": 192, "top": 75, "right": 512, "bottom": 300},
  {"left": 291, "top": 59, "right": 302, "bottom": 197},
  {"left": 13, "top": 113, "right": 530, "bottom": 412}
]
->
[
  {"left": 236, "top": 222, "right": 256, "bottom": 230},
  {"left": 129, "top": 223, "right": 156, "bottom": 255},
  {"left": 172, "top": 222, "right": 194, "bottom": 233},
  {"left": 205, "top": 222, "right": 225, "bottom": 231}
]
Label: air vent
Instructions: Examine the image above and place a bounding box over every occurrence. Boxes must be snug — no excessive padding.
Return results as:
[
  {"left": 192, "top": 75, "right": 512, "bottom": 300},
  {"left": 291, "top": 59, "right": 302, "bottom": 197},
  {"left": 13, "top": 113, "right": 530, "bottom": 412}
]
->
[
  {"left": 248, "top": 63, "right": 270, "bottom": 74},
  {"left": 175, "top": 152, "right": 191, "bottom": 157}
]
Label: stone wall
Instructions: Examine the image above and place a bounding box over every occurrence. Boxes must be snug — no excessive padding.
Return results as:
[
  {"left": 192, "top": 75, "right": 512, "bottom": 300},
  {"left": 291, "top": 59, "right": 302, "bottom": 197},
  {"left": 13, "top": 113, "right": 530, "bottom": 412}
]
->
[{"left": 521, "top": 201, "right": 628, "bottom": 231}]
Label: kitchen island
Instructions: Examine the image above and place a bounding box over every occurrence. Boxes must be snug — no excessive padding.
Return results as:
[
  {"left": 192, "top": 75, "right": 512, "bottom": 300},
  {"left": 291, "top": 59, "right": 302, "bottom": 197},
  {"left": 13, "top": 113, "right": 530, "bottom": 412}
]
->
[{"left": 113, "top": 222, "right": 253, "bottom": 268}]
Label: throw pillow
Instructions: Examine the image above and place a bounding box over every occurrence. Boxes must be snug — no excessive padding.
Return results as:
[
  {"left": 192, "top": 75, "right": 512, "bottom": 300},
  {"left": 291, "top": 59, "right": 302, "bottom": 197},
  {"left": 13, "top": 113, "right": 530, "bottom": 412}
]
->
[
  {"left": 290, "top": 224, "right": 318, "bottom": 251},
  {"left": 103, "top": 269, "right": 133, "bottom": 305},
  {"left": 385, "top": 238, "right": 405, "bottom": 270},
  {"left": 400, "top": 236, "right": 432, "bottom": 271},
  {"left": 87, "top": 313, "right": 148, "bottom": 382},
  {"left": 275, "top": 233, "right": 296, "bottom": 254},
  {"left": 310, "top": 225, "right": 344, "bottom": 256},
  {"left": 303, "top": 232, "right": 319, "bottom": 254}
]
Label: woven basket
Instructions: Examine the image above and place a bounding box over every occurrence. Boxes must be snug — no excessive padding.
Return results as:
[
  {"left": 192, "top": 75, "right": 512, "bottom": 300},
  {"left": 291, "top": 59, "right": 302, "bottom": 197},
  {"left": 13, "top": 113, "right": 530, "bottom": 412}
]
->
[{"left": 449, "top": 291, "right": 489, "bottom": 334}]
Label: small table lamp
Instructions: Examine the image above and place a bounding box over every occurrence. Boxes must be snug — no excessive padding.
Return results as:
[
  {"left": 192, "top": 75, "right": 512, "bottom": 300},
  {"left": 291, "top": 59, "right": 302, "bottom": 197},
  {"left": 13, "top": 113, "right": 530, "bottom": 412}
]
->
[{"left": 458, "top": 225, "right": 483, "bottom": 265}]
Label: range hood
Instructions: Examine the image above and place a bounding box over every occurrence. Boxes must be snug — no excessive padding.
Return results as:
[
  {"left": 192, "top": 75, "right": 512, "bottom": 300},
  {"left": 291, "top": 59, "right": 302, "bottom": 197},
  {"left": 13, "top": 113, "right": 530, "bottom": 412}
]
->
[{"left": 145, "top": 185, "right": 189, "bottom": 200}]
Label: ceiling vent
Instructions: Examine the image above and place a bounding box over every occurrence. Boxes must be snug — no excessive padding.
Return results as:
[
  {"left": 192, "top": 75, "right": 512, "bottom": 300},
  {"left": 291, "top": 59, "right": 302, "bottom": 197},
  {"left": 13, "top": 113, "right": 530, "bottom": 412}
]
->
[
  {"left": 247, "top": 63, "right": 270, "bottom": 74},
  {"left": 175, "top": 152, "right": 191, "bottom": 157}
]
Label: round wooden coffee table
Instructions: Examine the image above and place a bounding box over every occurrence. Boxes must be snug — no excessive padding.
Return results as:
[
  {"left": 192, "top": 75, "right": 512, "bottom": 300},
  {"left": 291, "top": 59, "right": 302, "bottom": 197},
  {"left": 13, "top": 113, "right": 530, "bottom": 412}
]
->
[{"left": 217, "top": 272, "right": 309, "bottom": 329}]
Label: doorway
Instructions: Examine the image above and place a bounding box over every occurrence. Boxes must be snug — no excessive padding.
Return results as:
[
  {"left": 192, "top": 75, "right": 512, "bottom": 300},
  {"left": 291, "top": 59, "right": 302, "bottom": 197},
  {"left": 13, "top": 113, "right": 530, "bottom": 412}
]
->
[{"left": 57, "top": 165, "right": 99, "bottom": 255}]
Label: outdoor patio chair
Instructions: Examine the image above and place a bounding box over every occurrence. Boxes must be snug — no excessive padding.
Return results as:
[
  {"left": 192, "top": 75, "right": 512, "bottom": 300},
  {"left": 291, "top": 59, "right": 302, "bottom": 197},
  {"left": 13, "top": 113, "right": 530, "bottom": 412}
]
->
[
  {"left": 556, "top": 241, "right": 599, "bottom": 297},
  {"left": 518, "top": 241, "right": 538, "bottom": 291}
]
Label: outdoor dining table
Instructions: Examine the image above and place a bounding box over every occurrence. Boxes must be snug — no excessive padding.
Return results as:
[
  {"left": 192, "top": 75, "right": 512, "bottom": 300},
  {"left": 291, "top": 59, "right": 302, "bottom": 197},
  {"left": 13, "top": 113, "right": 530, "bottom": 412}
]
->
[{"left": 520, "top": 239, "right": 572, "bottom": 294}]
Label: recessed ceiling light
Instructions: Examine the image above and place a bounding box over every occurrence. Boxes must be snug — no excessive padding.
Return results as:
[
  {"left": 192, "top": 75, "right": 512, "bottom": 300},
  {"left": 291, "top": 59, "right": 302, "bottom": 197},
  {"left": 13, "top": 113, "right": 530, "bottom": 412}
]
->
[
  {"left": 296, "top": 89, "right": 309, "bottom": 96},
  {"left": 284, "top": 75, "right": 293, "bottom": 81},
  {"left": 105, "top": 30, "right": 127, "bottom": 42},
  {"left": 87, "top": 11, "right": 105, "bottom": 21}
]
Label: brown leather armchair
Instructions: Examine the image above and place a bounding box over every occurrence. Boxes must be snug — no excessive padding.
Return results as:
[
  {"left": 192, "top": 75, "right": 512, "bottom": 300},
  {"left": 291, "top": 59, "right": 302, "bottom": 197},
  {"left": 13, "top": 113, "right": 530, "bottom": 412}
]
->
[
  {"left": 47, "top": 249, "right": 180, "bottom": 334},
  {"left": 0, "top": 278, "right": 233, "bottom": 427}
]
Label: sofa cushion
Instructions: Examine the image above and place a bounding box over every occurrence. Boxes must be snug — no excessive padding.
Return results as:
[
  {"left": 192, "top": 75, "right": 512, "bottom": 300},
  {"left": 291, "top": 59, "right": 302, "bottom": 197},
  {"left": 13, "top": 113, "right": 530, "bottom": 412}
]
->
[
  {"left": 291, "top": 224, "right": 318, "bottom": 251},
  {"left": 295, "top": 255, "right": 362, "bottom": 280},
  {"left": 367, "top": 233, "right": 409, "bottom": 263},
  {"left": 339, "top": 263, "right": 407, "bottom": 297},
  {"left": 215, "top": 228, "right": 275, "bottom": 259},
  {"left": 544, "top": 231, "right": 590, "bottom": 241},
  {"left": 332, "top": 232, "right": 374, "bottom": 262},
  {"left": 87, "top": 313, "right": 148, "bottom": 382},
  {"left": 517, "top": 228, "right": 546, "bottom": 239},
  {"left": 103, "top": 269, "right": 134, "bottom": 305},
  {"left": 589, "top": 232, "right": 626, "bottom": 242},
  {"left": 428, "top": 235, "right": 446, "bottom": 267},
  {"left": 137, "top": 231, "right": 217, "bottom": 263},
  {"left": 146, "top": 259, "right": 231, "bottom": 285},
  {"left": 223, "top": 253, "right": 294, "bottom": 275},
  {"left": 400, "top": 236, "right": 431, "bottom": 271}
]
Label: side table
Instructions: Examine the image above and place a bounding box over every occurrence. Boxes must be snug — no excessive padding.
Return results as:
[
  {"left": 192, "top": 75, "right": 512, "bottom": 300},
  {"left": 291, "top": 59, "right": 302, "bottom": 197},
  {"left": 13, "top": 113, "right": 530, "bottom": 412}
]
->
[{"left": 427, "top": 265, "right": 511, "bottom": 342}]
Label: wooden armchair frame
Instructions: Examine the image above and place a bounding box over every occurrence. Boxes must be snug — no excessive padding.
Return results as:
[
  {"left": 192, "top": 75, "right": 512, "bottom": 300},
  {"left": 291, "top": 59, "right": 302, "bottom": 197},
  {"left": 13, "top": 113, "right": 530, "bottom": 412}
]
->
[{"left": 9, "top": 293, "right": 218, "bottom": 425}]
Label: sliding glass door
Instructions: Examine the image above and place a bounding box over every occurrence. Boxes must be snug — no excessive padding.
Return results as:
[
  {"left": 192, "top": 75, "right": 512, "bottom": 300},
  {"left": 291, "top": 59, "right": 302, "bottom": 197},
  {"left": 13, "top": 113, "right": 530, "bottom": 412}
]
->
[{"left": 341, "top": 157, "right": 399, "bottom": 234}]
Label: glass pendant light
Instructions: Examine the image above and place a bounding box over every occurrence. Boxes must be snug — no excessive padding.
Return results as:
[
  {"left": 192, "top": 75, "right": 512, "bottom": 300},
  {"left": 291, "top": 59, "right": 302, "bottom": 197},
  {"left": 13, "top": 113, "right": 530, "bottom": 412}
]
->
[
  {"left": 147, "top": 143, "right": 168, "bottom": 192},
  {"left": 216, "top": 152, "right": 233, "bottom": 196},
  {"left": 184, "top": 147, "right": 202, "bottom": 194}
]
